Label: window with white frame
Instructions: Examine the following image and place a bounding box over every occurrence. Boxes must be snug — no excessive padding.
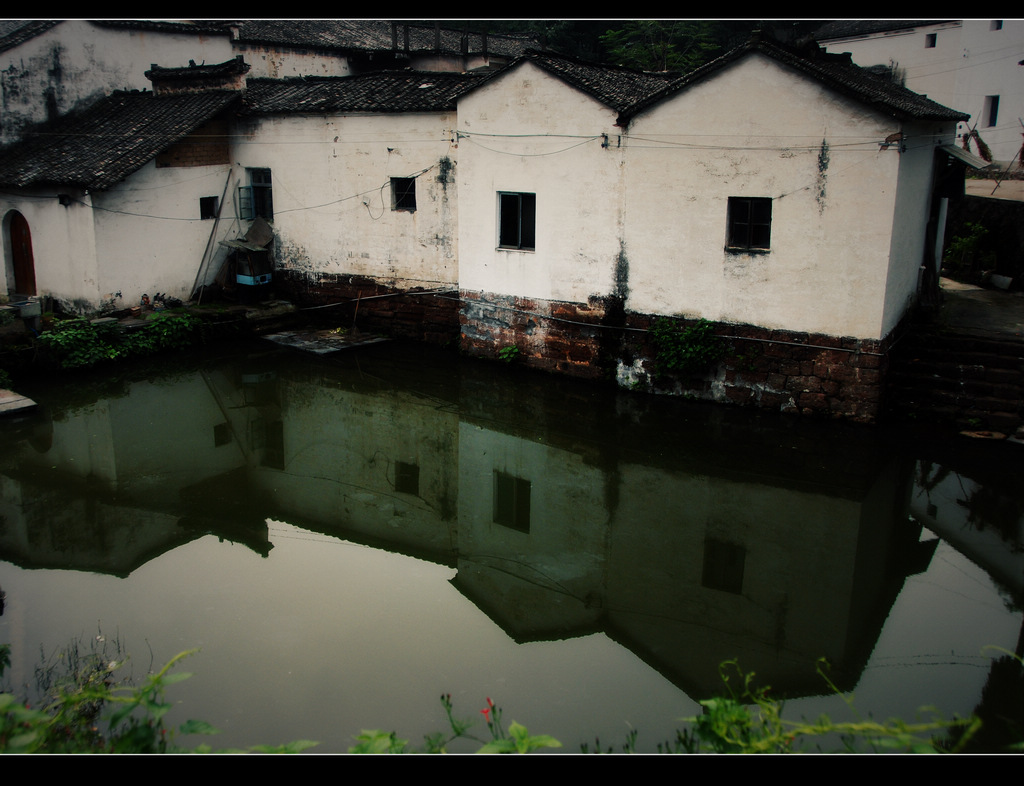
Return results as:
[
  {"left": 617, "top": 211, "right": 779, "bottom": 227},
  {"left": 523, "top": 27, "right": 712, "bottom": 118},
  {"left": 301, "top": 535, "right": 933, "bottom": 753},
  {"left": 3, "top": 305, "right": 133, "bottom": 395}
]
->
[
  {"left": 726, "top": 197, "right": 772, "bottom": 251},
  {"left": 498, "top": 191, "right": 536, "bottom": 251},
  {"left": 239, "top": 168, "right": 274, "bottom": 221}
]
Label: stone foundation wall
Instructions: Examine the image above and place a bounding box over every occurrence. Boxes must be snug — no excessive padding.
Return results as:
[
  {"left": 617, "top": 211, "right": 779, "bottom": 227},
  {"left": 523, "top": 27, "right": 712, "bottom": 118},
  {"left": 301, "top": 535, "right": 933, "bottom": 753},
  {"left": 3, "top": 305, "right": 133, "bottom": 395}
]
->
[
  {"left": 459, "top": 290, "right": 893, "bottom": 423},
  {"left": 275, "top": 271, "right": 460, "bottom": 345}
]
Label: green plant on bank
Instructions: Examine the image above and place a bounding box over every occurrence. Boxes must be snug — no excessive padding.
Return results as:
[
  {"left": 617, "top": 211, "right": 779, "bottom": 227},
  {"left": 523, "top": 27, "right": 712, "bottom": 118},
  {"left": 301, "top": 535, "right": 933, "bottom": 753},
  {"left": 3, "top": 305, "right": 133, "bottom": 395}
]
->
[
  {"left": 581, "top": 658, "right": 986, "bottom": 754},
  {"left": 0, "top": 640, "right": 316, "bottom": 753},
  {"left": 497, "top": 345, "right": 521, "bottom": 363},
  {"left": 350, "top": 695, "right": 562, "bottom": 754},
  {"left": 943, "top": 221, "right": 996, "bottom": 277},
  {"left": 649, "top": 317, "right": 725, "bottom": 378},
  {"left": 3, "top": 636, "right": 1017, "bottom": 754},
  {"left": 35, "top": 311, "right": 202, "bottom": 370}
]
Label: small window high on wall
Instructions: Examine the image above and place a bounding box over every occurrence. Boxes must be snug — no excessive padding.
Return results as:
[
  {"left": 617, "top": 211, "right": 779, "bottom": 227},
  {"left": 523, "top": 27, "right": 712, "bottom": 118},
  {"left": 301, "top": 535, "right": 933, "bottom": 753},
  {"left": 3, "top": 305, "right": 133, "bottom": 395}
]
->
[{"left": 498, "top": 192, "right": 536, "bottom": 251}]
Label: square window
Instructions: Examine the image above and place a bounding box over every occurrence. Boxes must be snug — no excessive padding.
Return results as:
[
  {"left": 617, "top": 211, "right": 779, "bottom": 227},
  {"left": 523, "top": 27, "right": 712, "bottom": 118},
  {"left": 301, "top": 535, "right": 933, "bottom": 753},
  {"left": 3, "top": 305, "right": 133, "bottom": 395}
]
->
[
  {"left": 391, "top": 177, "right": 416, "bottom": 211},
  {"left": 498, "top": 192, "right": 536, "bottom": 251},
  {"left": 991, "top": 20, "right": 1003, "bottom": 31},
  {"left": 925, "top": 33, "right": 937, "bottom": 48},
  {"left": 493, "top": 470, "right": 531, "bottom": 533},
  {"left": 727, "top": 197, "right": 772, "bottom": 251},
  {"left": 984, "top": 95, "right": 1000, "bottom": 127},
  {"left": 200, "top": 196, "right": 218, "bottom": 219}
]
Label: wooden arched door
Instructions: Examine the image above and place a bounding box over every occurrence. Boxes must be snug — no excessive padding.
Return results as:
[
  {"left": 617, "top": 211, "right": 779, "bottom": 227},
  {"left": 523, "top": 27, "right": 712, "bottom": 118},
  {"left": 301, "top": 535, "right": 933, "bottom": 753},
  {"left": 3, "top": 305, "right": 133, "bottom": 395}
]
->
[{"left": 9, "top": 211, "right": 36, "bottom": 296}]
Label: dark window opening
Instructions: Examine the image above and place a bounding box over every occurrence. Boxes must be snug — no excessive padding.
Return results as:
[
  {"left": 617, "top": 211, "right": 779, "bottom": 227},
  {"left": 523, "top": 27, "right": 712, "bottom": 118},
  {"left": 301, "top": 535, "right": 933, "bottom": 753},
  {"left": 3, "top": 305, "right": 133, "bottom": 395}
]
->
[
  {"left": 239, "top": 168, "right": 273, "bottom": 221},
  {"left": 701, "top": 537, "right": 746, "bottom": 595},
  {"left": 991, "top": 20, "right": 1003, "bottom": 31},
  {"left": 493, "top": 470, "right": 531, "bottom": 533},
  {"left": 984, "top": 95, "right": 1000, "bottom": 127},
  {"left": 727, "top": 197, "right": 772, "bottom": 251},
  {"left": 391, "top": 177, "right": 416, "bottom": 211},
  {"left": 200, "top": 196, "right": 218, "bottom": 220},
  {"left": 498, "top": 192, "right": 536, "bottom": 251},
  {"left": 395, "top": 461, "right": 420, "bottom": 495},
  {"left": 925, "top": 33, "right": 937, "bottom": 48},
  {"left": 213, "top": 422, "right": 231, "bottom": 447}
]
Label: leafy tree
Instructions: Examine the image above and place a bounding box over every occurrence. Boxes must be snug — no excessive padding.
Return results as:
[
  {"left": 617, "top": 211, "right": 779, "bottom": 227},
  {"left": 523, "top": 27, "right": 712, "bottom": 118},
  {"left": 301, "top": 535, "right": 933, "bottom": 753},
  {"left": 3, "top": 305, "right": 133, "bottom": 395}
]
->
[{"left": 600, "top": 21, "right": 722, "bottom": 72}]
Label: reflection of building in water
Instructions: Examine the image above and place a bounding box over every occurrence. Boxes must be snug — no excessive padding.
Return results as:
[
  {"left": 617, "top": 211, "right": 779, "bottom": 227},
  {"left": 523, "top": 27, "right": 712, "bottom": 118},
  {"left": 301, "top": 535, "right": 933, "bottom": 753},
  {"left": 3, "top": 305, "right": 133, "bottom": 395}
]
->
[
  {"left": 455, "top": 371, "right": 935, "bottom": 698},
  {"left": 0, "top": 345, "right": 958, "bottom": 700},
  {"left": 909, "top": 446, "right": 1024, "bottom": 606}
]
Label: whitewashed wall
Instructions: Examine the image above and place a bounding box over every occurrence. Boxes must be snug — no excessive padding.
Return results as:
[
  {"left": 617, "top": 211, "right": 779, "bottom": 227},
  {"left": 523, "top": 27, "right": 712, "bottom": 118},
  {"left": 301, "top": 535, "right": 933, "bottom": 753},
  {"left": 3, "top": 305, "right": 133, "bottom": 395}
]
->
[
  {"left": 1, "top": 188, "right": 100, "bottom": 309},
  {"left": 90, "top": 161, "right": 237, "bottom": 309},
  {"left": 1, "top": 161, "right": 235, "bottom": 312},
  {"left": 232, "top": 111, "right": 460, "bottom": 290},
  {"left": 622, "top": 53, "right": 930, "bottom": 340},
  {"left": 457, "top": 63, "right": 626, "bottom": 303},
  {"left": 233, "top": 44, "right": 355, "bottom": 79},
  {"left": 0, "top": 21, "right": 232, "bottom": 145}
]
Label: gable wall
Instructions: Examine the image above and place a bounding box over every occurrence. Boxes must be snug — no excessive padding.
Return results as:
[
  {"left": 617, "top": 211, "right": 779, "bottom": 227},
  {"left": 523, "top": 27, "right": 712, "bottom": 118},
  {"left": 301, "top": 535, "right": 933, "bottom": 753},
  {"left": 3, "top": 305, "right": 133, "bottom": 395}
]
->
[
  {"left": 623, "top": 53, "right": 906, "bottom": 341},
  {"left": 457, "top": 62, "right": 626, "bottom": 304},
  {"left": 0, "top": 21, "right": 232, "bottom": 146}
]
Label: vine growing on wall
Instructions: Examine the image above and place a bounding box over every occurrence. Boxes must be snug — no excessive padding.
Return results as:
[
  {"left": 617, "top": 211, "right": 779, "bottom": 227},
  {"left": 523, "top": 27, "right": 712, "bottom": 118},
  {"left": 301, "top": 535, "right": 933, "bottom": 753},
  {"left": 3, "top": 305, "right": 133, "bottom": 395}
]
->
[{"left": 649, "top": 318, "right": 725, "bottom": 378}]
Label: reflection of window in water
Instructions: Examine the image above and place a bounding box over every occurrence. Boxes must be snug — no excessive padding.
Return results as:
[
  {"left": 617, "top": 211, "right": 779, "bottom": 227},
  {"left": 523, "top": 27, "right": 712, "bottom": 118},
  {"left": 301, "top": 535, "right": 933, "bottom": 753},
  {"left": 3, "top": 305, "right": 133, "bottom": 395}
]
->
[
  {"left": 702, "top": 537, "right": 746, "bottom": 594},
  {"left": 493, "top": 470, "right": 531, "bottom": 533},
  {"left": 213, "top": 422, "right": 232, "bottom": 447},
  {"left": 395, "top": 461, "right": 420, "bottom": 496},
  {"left": 249, "top": 418, "right": 284, "bottom": 470}
]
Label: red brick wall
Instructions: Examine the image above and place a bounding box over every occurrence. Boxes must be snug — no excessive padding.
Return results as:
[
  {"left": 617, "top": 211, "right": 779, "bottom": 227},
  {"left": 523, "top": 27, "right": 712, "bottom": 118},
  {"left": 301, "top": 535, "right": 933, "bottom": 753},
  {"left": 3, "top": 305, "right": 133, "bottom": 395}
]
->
[
  {"left": 459, "top": 290, "right": 892, "bottom": 423},
  {"left": 275, "top": 271, "right": 461, "bottom": 345}
]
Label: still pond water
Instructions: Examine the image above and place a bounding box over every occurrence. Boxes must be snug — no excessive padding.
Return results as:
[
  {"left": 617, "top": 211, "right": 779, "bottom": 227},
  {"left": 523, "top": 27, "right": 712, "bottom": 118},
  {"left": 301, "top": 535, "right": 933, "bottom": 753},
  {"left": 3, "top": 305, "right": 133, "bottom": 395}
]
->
[{"left": 1, "top": 338, "right": 1021, "bottom": 753}]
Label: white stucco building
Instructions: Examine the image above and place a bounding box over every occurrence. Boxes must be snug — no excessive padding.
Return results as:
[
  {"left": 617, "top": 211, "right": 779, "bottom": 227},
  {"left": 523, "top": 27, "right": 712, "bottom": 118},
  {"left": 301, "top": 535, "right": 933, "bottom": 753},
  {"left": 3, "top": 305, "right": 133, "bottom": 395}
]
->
[
  {"left": 817, "top": 20, "right": 1024, "bottom": 166},
  {"left": 0, "top": 22, "right": 975, "bottom": 421},
  {"left": 456, "top": 38, "right": 967, "bottom": 419}
]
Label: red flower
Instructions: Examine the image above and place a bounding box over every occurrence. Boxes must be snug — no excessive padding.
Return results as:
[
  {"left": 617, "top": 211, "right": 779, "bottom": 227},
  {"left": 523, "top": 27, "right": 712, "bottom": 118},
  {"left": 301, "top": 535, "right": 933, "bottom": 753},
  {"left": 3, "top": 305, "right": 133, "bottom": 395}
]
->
[{"left": 481, "top": 708, "right": 491, "bottom": 722}]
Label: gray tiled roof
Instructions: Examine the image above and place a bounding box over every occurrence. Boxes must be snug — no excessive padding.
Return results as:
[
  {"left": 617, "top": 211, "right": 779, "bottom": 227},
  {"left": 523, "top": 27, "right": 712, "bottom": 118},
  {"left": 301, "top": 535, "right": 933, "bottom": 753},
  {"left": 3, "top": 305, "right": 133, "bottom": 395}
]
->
[
  {"left": 232, "top": 20, "right": 536, "bottom": 59},
  {"left": 619, "top": 34, "right": 970, "bottom": 125},
  {"left": 814, "top": 20, "right": 953, "bottom": 41},
  {"left": 510, "top": 50, "right": 678, "bottom": 113},
  {"left": 241, "top": 70, "right": 487, "bottom": 114},
  {"left": 0, "top": 20, "right": 61, "bottom": 53},
  {"left": 0, "top": 90, "right": 240, "bottom": 190}
]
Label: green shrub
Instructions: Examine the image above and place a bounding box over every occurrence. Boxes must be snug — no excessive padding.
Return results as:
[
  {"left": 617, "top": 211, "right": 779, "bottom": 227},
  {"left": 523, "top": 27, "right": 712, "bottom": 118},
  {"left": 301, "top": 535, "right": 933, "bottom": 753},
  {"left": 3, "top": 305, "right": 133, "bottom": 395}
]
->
[
  {"left": 35, "top": 312, "right": 202, "bottom": 370},
  {"left": 649, "top": 317, "right": 725, "bottom": 378}
]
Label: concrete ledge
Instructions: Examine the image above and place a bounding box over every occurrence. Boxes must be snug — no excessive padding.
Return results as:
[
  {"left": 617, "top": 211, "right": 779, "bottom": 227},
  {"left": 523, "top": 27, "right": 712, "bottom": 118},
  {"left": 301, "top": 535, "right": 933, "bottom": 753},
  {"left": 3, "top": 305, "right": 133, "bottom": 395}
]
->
[{"left": 0, "top": 389, "right": 36, "bottom": 415}]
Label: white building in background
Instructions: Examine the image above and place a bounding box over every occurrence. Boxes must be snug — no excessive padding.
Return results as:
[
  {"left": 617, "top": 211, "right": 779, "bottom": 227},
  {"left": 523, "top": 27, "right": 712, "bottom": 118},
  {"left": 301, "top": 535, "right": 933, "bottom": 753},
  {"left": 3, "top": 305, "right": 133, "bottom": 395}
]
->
[{"left": 816, "top": 20, "right": 1024, "bottom": 167}]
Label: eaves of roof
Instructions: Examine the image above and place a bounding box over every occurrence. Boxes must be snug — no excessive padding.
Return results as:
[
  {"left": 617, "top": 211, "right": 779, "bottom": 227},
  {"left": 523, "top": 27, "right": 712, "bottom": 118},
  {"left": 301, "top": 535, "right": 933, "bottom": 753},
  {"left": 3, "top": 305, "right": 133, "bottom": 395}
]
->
[
  {"left": 814, "top": 20, "right": 955, "bottom": 42},
  {"left": 241, "top": 70, "right": 488, "bottom": 115},
  {"left": 453, "top": 48, "right": 676, "bottom": 114},
  {"left": 617, "top": 35, "right": 970, "bottom": 127},
  {"left": 0, "top": 20, "right": 63, "bottom": 54},
  {"left": 0, "top": 90, "right": 241, "bottom": 191}
]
